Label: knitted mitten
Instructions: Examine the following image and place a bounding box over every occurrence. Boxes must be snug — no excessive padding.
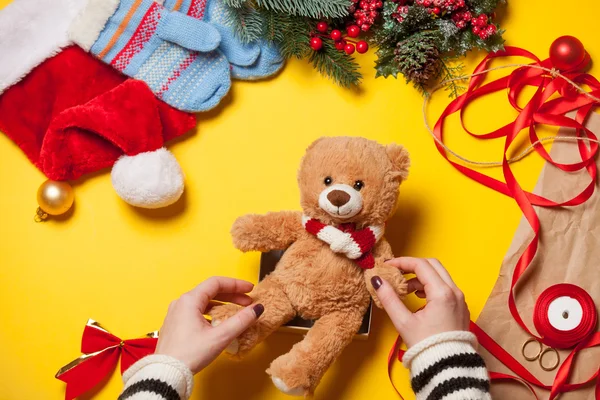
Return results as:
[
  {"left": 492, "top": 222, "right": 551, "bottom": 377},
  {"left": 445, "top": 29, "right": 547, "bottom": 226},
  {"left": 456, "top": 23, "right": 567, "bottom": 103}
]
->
[
  {"left": 230, "top": 39, "right": 285, "bottom": 80},
  {"left": 165, "top": 0, "right": 285, "bottom": 80},
  {"left": 70, "top": 0, "right": 231, "bottom": 112}
]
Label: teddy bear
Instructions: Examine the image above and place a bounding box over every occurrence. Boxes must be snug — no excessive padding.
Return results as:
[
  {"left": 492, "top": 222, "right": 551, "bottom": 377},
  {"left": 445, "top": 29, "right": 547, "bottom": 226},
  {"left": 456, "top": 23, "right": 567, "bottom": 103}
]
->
[{"left": 209, "top": 136, "right": 410, "bottom": 396}]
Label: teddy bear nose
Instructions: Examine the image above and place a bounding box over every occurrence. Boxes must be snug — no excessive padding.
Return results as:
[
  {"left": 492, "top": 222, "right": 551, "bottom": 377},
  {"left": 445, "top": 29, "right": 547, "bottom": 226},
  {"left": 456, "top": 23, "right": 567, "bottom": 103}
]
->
[{"left": 327, "top": 190, "right": 351, "bottom": 207}]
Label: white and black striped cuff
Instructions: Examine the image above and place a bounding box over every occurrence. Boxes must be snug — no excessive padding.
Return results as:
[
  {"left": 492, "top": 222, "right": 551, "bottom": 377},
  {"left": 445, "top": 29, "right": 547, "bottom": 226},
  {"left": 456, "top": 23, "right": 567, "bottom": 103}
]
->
[
  {"left": 403, "top": 331, "right": 491, "bottom": 400},
  {"left": 119, "top": 355, "right": 194, "bottom": 400}
]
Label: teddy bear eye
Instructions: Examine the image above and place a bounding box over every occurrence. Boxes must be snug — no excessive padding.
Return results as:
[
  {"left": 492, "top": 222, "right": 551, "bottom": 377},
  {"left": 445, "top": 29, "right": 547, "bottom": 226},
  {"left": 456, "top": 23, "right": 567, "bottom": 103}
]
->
[
  {"left": 353, "top": 180, "right": 364, "bottom": 191},
  {"left": 324, "top": 176, "right": 333, "bottom": 186}
]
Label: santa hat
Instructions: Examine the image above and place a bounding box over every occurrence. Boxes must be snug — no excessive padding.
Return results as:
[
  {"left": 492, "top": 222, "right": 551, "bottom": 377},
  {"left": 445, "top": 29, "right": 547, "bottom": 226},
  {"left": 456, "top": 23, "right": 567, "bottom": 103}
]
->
[{"left": 0, "top": 1, "right": 196, "bottom": 209}]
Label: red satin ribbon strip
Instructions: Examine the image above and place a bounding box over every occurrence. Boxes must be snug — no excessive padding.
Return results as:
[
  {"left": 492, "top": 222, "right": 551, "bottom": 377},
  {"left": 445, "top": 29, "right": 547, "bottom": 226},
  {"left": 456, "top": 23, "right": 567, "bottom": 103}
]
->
[
  {"left": 533, "top": 284, "right": 598, "bottom": 349},
  {"left": 56, "top": 320, "right": 158, "bottom": 400}
]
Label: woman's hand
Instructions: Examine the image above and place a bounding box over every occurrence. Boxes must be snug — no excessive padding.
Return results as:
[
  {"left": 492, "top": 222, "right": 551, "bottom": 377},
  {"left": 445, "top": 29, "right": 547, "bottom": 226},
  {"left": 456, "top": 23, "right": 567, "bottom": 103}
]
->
[
  {"left": 155, "top": 276, "right": 264, "bottom": 374},
  {"left": 371, "top": 257, "right": 470, "bottom": 348}
]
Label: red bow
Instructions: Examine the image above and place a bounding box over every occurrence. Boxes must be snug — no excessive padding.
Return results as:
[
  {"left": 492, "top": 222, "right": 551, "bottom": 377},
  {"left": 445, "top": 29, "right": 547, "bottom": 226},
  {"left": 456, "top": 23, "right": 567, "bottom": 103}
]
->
[{"left": 56, "top": 320, "right": 158, "bottom": 400}]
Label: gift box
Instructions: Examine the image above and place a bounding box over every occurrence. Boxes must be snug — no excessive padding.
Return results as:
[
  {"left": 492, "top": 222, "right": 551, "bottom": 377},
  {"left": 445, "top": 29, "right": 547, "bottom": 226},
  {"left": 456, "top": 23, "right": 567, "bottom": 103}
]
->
[{"left": 259, "top": 250, "right": 372, "bottom": 340}]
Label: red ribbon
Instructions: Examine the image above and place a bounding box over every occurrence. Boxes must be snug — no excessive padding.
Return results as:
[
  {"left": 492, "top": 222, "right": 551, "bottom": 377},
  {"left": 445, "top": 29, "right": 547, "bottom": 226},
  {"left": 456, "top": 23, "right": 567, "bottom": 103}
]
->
[
  {"left": 389, "top": 44, "right": 600, "bottom": 399},
  {"left": 432, "top": 45, "right": 600, "bottom": 398},
  {"left": 533, "top": 284, "right": 598, "bottom": 349},
  {"left": 56, "top": 320, "right": 158, "bottom": 400}
]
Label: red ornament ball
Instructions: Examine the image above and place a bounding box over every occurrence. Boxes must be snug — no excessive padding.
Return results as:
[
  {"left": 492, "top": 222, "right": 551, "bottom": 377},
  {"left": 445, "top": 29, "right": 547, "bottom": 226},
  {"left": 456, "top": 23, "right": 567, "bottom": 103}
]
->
[
  {"left": 347, "top": 25, "right": 360, "bottom": 38},
  {"left": 356, "top": 40, "right": 369, "bottom": 54},
  {"left": 331, "top": 29, "right": 342, "bottom": 41},
  {"left": 316, "top": 21, "right": 328, "bottom": 33},
  {"left": 344, "top": 43, "right": 356, "bottom": 55},
  {"left": 334, "top": 40, "right": 346, "bottom": 50},
  {"left": 550, "top": 36, "right": 587, "bottom": 71},
  {"left": 310, "top": 37, "right": 323, "bottom": 51}
]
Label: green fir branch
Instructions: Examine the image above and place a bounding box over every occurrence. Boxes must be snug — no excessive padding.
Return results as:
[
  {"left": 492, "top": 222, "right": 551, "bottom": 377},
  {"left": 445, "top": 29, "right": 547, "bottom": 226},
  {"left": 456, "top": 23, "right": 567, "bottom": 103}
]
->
[
  {"left": 250, "top": 0, "right": 351, "bottom": 19},
  {"left": 309, "top": 40, "right": 362, "bottom": 88},
  {"left": 436, "top": 57, "right": 466, "bottom": 98},
  {"left": 226, "top": 3, "right": 265, "bottom": 43},
  {"left": 467, "top": 0, "right": 506, "bottom": 15}
]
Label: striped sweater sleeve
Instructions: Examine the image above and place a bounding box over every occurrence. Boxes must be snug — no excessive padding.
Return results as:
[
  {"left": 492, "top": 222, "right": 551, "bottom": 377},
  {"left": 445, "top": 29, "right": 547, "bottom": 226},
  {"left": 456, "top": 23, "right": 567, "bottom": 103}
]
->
[
  {"left": 402, "top": 331, "right": 491, "bottom": 400},
  {"left": 118, "top": 355, "right": 194, "bottom": 400}
]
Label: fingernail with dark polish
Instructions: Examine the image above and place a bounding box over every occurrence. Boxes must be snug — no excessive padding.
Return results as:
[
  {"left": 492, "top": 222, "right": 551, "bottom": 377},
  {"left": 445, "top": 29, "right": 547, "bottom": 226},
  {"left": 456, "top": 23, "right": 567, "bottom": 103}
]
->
[
  {"left": 253, "top": 304, "right": 265, "bottom": 318},
  {"left": 371, "top": 276, "right": 383, "bottom": 290}
]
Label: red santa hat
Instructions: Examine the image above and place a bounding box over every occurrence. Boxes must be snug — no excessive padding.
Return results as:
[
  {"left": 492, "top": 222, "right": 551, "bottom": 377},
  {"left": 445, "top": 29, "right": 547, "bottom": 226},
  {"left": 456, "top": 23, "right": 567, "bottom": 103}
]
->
[{"left": 0, "top": 0, "right": 196, "bottom": 209}]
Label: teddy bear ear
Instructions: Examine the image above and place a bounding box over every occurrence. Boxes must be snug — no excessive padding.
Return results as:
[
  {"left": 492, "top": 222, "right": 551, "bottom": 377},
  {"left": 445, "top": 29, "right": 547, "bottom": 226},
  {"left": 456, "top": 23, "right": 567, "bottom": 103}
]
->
[{"left": 386, "top": 144, "right": 411, "bottom": 181}]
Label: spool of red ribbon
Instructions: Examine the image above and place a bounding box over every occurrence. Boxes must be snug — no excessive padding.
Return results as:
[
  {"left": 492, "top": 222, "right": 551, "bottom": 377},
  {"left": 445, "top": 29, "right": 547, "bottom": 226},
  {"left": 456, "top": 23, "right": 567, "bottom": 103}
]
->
[{"left": 533, "top": 284, "right": 598, "bottom": 349}]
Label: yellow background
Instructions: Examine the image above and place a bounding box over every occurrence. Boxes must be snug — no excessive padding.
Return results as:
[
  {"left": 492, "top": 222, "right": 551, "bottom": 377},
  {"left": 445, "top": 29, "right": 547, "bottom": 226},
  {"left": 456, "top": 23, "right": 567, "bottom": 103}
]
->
[{"left": 0, "top": 1, "right": 598, "bottom": 399}]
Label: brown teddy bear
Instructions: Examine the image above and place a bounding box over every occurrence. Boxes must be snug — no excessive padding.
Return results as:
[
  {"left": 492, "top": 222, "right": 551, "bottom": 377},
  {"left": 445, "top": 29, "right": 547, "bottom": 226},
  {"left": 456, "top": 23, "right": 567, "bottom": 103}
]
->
[{"left": 210, "top": 136, "right": 410, "bottom": 396}]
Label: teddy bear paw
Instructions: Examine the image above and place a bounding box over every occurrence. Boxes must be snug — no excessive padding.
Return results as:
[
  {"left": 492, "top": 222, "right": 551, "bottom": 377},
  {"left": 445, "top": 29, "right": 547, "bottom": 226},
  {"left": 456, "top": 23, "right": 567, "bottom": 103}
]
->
[
  {"left": 271, "top": 376, "right": 305, "bottom": 397},
  {"left": 210, "top": 319, "right": 240, "bottom": 355}
]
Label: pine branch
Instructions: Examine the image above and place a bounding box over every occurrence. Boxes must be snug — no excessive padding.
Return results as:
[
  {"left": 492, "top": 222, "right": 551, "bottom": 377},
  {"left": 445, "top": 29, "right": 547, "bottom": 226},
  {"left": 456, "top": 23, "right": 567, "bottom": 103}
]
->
[
  {"left": 467, "top": 0, "right": 505, "bottom": 15},
  {"left": 253, "top": 0, "right": 351, "bottom": 19},
  {"left": 226, "top": 3, "right": 265, "bottom": 43},
  {"left": 309, "top": 40, "right": 362, "bottom": 88},
  {"left": 436, "top": 57, "right": 466, "bottom": 98}
]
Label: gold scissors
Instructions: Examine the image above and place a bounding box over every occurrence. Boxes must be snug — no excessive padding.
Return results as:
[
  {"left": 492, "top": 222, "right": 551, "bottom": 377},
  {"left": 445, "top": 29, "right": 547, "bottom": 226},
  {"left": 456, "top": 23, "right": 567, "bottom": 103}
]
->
[{"left": 521, "top": 338, "right": 560, "bottom": 371}]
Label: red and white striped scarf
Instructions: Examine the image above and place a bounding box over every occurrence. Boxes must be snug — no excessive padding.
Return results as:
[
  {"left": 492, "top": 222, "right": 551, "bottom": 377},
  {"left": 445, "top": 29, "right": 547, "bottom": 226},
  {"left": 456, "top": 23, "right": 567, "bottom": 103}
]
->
[{"left": 302, "top": 215, "right": 384, "bottom": 270}]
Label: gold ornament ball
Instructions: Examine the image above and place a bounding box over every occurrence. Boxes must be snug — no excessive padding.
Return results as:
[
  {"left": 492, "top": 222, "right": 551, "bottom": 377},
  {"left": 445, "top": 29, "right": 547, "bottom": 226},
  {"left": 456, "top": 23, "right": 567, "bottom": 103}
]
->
[{"left": 37, "top": 180, "right": 74, "bottom": 216}]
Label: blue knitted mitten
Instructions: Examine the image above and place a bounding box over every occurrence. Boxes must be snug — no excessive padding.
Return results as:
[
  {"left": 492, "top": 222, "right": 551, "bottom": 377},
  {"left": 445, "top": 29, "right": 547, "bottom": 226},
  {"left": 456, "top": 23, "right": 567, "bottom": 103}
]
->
[
  {"left": 70, "top": 0, "right": 231, "bottom": 112},
  {"left": 165, "top": 0, "right": 284, "bottom": 80}
]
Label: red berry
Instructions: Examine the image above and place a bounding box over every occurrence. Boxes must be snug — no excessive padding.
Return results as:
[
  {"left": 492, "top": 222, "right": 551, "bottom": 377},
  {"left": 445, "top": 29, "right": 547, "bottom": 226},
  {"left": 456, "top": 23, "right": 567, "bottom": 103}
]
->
[
  {"left": 334, "top": 40, "right": 346, "bottom": 50},
  {"left": 463, "top": 11, "right": 472, "bottom": 21},
  {"left": 477, "top": 14, "right": 488, "bottom": 25},
  {"left": 486, "top": 24, "right": 497, "bottom": 35},
  {"left": 347, "top": 25, "right": 360, "bottom": 38},
  {"left": 472, "top": 26, "right": 480, "bottom": 34},
  {"left": 369, "top": 10, "right": 377, "bottom": 17},
  {"left": 359, "top": 0, "right": 368, "bottom": 9},
  {"left": 471, "top": 18, "right": 478, "bottom": 26},
  {"left": 456, "top": 20, "right": 466, "bottom": 29},
  {"left": 423, "top": 0, "right": 431, "bottom": 6},
  {"left": 309, "top": 37, "right": 322, "bottom": 51},
  {"left": 344, "top": 43, "right": 355, "bottom": 55},
  {"left": 376, "top": 0, "right": 383, "bottom": 7},
  {"left": 316, "top": 21, "right": 328, "bottom": 33},
  {"left": 432, "top": 6, "right": 441, "bottom": 14},
  {"left": 330, "top": 29, "right": 342, "bottom": 40},
  {"left": 361, "top": 23, "right": 371, "bottom": 31},
  {"left": 356, "top": 40, "right": 369, "bottom": 53}
]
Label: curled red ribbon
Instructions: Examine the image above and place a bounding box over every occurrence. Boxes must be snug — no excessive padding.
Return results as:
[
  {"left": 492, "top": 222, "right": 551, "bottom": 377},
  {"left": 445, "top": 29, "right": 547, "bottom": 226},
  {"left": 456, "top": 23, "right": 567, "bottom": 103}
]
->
[
  {"left": 430, "top": 45, "right": 600, "bottom": 399},
  {"left": 533, "top": 284, "right": 598, "bottom": 349},
  {"left": 389, "top": 43, "right": 600, "bottom": 399},
  {"left": 55, "top": 319, "right": 158, "bottom": 400}
]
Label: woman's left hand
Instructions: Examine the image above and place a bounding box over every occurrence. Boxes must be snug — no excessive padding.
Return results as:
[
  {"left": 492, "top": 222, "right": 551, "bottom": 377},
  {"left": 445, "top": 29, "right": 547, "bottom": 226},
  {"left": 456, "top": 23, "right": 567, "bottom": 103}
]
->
[{"left": 155, "top": 276, "right": 264, "bottom": 374}]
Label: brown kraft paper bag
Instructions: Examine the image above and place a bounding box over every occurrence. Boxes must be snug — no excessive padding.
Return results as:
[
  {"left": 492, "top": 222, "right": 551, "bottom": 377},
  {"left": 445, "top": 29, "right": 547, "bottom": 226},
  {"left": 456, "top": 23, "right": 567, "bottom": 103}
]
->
[{"left": 476, "top": 112, "right": 600, "bottom": 399}]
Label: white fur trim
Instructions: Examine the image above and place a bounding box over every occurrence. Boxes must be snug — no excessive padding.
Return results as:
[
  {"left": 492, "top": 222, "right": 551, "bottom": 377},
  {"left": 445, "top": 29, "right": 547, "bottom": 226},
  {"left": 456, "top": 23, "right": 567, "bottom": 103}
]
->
[
  {"left": 122, "top": 354, "right": 194, "bottom": 399},
  {"left": 111, "top": 148, "right": 184, "bottom": 209},
  {"left": 271, "top": 377, "right": 305, "bottom": 396},
  {"left": 69, "top": 0, "right": 120, "bottom": 51},
  {"left": 0, "top": 0, "right": 87, "bottom": 94},
  {"left": 318, "top": 184, "right": 363, "bottom": 219}
]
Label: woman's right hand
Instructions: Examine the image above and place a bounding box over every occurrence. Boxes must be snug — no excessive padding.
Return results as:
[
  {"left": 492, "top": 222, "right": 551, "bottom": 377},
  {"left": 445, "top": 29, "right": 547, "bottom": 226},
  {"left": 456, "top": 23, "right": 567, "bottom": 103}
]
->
[{"left": 370, "top": 257, "right": 470, "bottom": 348}]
